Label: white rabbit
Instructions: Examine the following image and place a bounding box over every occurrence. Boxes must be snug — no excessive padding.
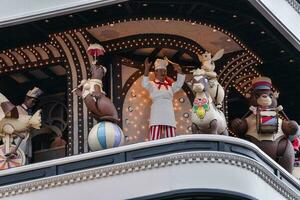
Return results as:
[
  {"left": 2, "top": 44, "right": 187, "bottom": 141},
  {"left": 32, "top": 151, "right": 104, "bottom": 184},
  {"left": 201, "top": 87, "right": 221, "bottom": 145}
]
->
[{"left": 197, "top": 49, "right": 225, "bottom": 109}]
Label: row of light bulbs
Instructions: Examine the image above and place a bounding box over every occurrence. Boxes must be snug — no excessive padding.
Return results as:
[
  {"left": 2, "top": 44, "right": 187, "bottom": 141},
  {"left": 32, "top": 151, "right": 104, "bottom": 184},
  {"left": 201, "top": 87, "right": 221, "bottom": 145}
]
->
[{"left": 0, "top": 43, "right": 54, "bottom": 67}]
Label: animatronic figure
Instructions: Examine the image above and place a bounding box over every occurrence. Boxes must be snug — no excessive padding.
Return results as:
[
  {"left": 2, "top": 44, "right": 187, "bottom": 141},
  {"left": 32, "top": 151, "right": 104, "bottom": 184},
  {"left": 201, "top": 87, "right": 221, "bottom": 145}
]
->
[
  {"left": 0, "top": 93, "right": 18, "bottom": 119},
  {"left": 0, "top": 90, "right": 42, "bottom": 169},
  {"left": 289, "top": 127, "right": 300, "bottom": 163},
  {"left": 74, "top": 44, "right": 124, "bottom": 151},
  {"left": 15, "top": 87, "right": 43, "bottom": 163},
  {"left": 142, "top": 57, "right": 185, "bottom": 140},
  {"left": 231, "top": 77, "right": 298, "bottom": 173},
  {"left": 74, "top": 64, "right": 118, "bottom": 123},
  {"left": 191, "top": 69, "right": 228, "bottom": 135},
  {"left": 197, "top": 49, "right": 225, "bottom": 108},
  {"left": 291, "top": 135, "right": 300, "bottom": 163},
  {"left": 74, "top": 45, "right": 118, "bottom": 123}
]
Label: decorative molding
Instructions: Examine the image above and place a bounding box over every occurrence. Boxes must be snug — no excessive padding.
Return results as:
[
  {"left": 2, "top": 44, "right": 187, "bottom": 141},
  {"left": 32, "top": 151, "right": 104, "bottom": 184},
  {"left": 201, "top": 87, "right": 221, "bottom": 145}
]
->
[
  {"left": 52, "top": 35, "right": 80, "bottom": 155},
  {"left": 65, "top": 33, "right": 86, "bottom": 154},
  {"left": 0, "top": 151, "right": 298, "bottom": 199},
  {"left": 0, "top": 43, "right": 61, "bottom": 71},
  {"left": 286, "top": 0, "right": 300, "bottom": 14},
  {"left": 75, "top": 31, "right": 95, "bottom": 152}
]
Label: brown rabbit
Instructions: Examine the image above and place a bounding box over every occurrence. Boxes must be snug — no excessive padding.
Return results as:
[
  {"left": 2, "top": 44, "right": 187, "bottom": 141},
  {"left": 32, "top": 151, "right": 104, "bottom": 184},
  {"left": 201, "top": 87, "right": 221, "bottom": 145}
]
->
[{"left": 74, "top": 64, "right": 119, "bottom": 123}]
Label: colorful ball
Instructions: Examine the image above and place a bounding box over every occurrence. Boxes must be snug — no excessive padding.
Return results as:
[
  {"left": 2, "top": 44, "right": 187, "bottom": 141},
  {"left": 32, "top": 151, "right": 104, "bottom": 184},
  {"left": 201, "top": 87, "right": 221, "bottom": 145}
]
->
[{"left": 88, "top": 121, "right": 124, "bottom": 151}]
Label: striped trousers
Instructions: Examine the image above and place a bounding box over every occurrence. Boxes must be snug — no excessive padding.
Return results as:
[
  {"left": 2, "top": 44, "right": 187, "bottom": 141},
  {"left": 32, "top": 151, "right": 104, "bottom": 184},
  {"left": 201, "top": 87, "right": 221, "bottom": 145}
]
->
[{"left": 149, "top": 125, "right": 176, "bottom": 140}]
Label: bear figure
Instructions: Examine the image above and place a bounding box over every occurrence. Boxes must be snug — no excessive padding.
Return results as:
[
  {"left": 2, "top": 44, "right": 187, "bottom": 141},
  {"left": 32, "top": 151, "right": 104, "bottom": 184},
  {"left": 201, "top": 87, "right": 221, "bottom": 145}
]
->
[{"left": 231, "top": 76, "right": 298, "bottom": 173}]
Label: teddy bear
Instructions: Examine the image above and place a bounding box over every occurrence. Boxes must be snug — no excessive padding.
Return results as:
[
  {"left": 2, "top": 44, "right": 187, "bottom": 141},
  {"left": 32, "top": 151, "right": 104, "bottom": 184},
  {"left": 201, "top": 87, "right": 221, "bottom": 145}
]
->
[{"left": 231, "top": 76, "right": 298, "bottom": 173}]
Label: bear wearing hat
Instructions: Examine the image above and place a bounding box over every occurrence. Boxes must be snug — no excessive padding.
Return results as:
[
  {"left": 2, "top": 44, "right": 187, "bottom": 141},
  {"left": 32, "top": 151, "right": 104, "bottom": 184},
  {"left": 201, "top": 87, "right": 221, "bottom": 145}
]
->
[{"left": 231, "top": 76, "right": 298, "bottom": 173}]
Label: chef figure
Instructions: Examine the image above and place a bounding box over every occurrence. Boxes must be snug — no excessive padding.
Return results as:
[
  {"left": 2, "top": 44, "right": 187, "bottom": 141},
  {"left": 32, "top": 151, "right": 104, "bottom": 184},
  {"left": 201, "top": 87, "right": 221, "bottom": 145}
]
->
[
  {"left": 15, "top": 87, "right": 43, "bottom": 163},
  {"left": 142, "top": 57, "right": 185, "bottom": 140}
]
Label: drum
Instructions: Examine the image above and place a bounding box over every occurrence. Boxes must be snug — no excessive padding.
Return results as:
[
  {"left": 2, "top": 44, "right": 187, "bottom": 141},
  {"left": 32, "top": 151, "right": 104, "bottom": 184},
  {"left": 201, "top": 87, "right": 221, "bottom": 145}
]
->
[{"left": 256, "top": 108, "right": 278, "bottom": 134}]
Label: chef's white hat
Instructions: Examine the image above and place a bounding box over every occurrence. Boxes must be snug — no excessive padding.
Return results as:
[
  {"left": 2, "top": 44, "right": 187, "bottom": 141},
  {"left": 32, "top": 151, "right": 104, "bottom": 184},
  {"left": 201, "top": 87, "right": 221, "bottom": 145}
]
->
[{"left": 154, "top": 59, "right": 168, "bottom": 70}]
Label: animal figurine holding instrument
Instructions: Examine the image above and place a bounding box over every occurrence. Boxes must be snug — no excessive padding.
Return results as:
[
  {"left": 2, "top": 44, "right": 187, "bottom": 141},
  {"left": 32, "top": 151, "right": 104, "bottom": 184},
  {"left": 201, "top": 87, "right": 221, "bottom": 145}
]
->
[{"left": 231, "top": 76, "right": 298, "bottom": 173}]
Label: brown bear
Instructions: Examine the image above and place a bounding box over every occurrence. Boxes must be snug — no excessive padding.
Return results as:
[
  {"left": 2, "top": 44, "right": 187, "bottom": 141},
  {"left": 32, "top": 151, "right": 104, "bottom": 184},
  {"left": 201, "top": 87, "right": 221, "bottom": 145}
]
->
[{"left": 231, "top": 76, "right": 298, "bottom": 173}]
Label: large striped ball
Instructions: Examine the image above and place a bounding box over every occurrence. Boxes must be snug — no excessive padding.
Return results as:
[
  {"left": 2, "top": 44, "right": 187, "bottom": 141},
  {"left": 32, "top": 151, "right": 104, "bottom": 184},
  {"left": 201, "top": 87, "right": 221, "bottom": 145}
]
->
[{"left": 88, "top": 121, "right": 124, "bottom": 151}]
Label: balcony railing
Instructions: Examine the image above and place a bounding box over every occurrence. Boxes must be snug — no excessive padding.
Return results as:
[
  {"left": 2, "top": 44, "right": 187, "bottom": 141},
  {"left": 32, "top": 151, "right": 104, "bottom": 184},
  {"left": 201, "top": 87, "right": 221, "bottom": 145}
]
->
[{"left": 0, "top": 135, "right": 299, "bottom": 199}]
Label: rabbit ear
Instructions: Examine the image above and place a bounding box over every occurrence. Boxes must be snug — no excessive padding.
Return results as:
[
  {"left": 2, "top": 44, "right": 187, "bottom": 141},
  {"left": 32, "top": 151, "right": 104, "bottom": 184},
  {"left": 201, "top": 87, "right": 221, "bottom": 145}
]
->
[
  {"left": 212, "top": 49, "right": 224, "bottom": 61},
  {"left": 197, "top": 53, "right": 204, "bottom": 62}
]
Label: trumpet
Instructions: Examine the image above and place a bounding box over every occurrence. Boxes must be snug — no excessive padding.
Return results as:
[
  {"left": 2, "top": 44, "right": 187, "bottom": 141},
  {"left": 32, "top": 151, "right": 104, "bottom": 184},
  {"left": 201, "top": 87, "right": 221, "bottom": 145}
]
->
[
  {"left": 164, "top": 56, "right": 177, "bottom": 65},
  {"left": 164, "top": 56, "right": 195, "bottom": 69}
]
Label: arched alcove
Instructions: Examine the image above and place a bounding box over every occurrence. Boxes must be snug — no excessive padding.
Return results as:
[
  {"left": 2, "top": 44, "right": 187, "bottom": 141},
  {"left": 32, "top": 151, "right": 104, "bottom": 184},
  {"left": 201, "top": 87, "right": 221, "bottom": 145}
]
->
[{"left": 122, "top": 73, "right": 192, "bottom": 144}]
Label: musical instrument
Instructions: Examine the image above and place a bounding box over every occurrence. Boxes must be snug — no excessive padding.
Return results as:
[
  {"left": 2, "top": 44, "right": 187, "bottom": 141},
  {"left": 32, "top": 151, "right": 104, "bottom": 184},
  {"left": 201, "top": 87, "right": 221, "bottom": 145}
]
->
[{"left": 256, "top": 108, "right": 279, "bottom": 134}]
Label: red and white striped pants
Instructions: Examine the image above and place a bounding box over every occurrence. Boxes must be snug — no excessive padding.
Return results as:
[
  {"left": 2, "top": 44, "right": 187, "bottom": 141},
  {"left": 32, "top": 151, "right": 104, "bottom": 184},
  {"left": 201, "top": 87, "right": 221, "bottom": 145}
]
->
[{"left": 149, "top": 125, "right": 176, "bottom": 140}]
